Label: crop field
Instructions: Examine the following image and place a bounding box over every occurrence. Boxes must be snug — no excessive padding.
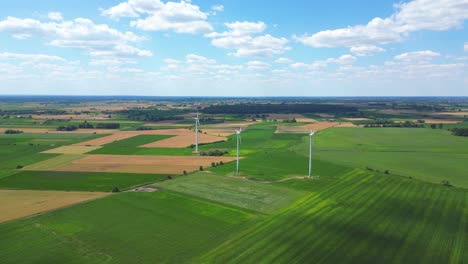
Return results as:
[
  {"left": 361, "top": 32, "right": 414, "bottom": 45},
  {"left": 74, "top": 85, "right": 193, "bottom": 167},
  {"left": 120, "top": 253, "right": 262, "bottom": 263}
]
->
[
  {"left": 0, "top": 191, "right": 255, "bottom": 263},
  {"left": 49, "top": 154, "right": 238, "bottom": 174},
  {"left": 0, "top": 171, "right": 168, "bottom": 192},
  {"left": 155, "top": 172, "right": 306, "bottom": 214},
  {"left": 200, "top": 169, "right": 468, "bottom": 263},
  {"left": 0, "top": 189, "right": 107, "bottom": 224}
]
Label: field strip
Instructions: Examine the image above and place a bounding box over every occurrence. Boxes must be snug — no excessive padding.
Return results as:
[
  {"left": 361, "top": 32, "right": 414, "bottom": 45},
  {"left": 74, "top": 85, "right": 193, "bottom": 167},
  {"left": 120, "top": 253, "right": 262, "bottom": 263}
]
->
[
  {"left": 23, "top": 155, "right": 85, "bottom": 171},
  {"left": 74, "top": 128, "right": 227, "bottom": 147},
  {"left": 276, "top": 121, "right": 357, "bottom": 133},
  {"left": 0, "top": 128, "right": 117, "bottom": 134},
  {"left": 140, "top": 134, "right": 226, "bottom": 148},
  {"left": 41, "top": 146, "right": 102, "bottom": 155},
  {"left": 0, "top": 189, "right": 108, "bottom": 224},
  {"left": 52, "top": 154, "right": 238, "bottom": 174}
]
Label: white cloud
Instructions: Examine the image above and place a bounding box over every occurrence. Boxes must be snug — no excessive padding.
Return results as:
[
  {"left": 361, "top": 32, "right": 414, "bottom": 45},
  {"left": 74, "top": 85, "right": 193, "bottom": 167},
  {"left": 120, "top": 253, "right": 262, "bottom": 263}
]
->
[
  {"left": 350, "top": 45, "right": 385, "bottom": 56},
  {"left": 186, "top": 54, "right": 216, "bottom": 64},
  {"left": 211, "top": 5, "right": 224, "bottom": 12},
  {"left": 48, "top": 12, "right": 63, "bottom": 21},
  {"left": 465, "top": 42, "right": 468, "bottom": 52},
  {"left": 206, "top": 21, "right": 266, "bottom": 38},
  {"left": 295, "top": 0, "right": 468, "bottom": 48},
  {"left": 246, "top": 61, "right": 271, "bottom": 70},
  {"left": 207, "top": 21, "right": 289, "bottom": 58},
  {"left": 275, "top": 57, "right": 293, "bottom": 64},
  {"left": 102, "top": 0, "right": 213, "bottom": 34},
  {"left": 290, "top": 54, "right": 357, "bottom": 70},
  {"left": 0, "top": 52, "right": 66, "bottom": 62},
  {"left": 0, "top": 16, "right": 151, "bottom": 57},
  {"left": 394, "top": 50, "right": 440, "bottom": 63}
]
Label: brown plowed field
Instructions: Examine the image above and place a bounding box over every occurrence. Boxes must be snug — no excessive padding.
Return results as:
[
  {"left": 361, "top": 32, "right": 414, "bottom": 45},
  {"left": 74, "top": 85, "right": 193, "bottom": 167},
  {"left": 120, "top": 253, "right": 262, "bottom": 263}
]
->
[
  {"left": 53, "top": 155, "right": 238, "bottom": 174},
  {"left": 0, "top": 190, "right": 107, "bottom": 223}
]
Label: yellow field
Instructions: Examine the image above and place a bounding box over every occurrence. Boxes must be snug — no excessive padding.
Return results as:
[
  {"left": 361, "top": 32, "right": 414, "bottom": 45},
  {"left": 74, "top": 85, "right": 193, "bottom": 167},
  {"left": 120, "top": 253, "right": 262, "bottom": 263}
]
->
[
  {"left": 53, "top": 154, "right": 238, "bottom": 174},
  {"left": 41, "top": 146, "right": 102, "bottom": 154},
  {"left": 24, "top": 155, "right": 85, "bottom": 171},
  {"left": 0, "top": 190, "right": 107, "bottom": 223}
]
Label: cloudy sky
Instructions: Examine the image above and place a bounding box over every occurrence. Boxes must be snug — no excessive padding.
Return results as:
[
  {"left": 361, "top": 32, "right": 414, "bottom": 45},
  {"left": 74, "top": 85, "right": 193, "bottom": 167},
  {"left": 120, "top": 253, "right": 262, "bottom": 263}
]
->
[{"left": 0, "top": 0, "right": 467, "bottom": 96}]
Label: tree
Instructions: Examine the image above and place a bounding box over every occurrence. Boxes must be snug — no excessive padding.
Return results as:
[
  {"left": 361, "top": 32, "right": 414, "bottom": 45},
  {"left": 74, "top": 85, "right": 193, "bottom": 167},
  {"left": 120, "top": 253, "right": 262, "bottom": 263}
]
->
[
  {"left": 112, "top": 187, "right": 120, "bottom": 193},
  {"left": 438, "top": 123, "right": 444, "bottom": 129},
  {"left": 183, "top": 170, "right": 187, "bottom": 175},
  {"left": 199, "top": 166, "right": 204, "bottom": 171},
  {"left": 211, "top": 162, "right": 216, "bottom": 167},
  {"left": 219, "top": 161, "right": 224, "bottom": 165},
  {"left": 430, "top": 124, "right": 437, "bottom": 129}
]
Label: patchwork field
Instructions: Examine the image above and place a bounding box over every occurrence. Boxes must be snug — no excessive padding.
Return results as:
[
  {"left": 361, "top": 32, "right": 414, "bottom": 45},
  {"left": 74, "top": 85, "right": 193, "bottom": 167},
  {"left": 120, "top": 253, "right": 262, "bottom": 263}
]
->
[
  {"left": 73, "top": 129, "right": 227, "bottom": 147},
  {"left": 0, "top": 189, "right": 107, "bottom": 224},
  {"left": 47, "top": 154, "right": 238, "bottom": 174}
]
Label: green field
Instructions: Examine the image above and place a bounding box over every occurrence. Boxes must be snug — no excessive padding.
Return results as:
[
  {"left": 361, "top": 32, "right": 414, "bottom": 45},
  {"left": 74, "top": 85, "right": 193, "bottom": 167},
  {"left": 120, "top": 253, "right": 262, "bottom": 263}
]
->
[
  {"left": 155, "top": 172, "right": 306, "bottom": 214},
  {"left": 0, "top": 171, "right": 169, "bottom": 192},
  {"left": 205, "top": 124, "right": 352, "bottom": 180},
  {"left": 200, "top": 169, "right": 468, "bottom": 263},
  {"left": 0, "top": 191, "right": 255, "bottom": 264},
  {"left": 310, "top": 128, "right": 468, "bottom": 188}
]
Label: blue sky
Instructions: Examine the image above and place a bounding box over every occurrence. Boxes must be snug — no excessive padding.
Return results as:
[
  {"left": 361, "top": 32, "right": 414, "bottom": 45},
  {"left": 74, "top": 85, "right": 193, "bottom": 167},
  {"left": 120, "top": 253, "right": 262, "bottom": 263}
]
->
[{"left": 0, "top": 0, "right": 467, "bottom": 96}]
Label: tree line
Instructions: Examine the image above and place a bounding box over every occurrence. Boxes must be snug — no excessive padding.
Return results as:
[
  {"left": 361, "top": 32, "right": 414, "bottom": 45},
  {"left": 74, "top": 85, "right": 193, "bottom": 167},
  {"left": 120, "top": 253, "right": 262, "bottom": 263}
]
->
[
  {"left": 202, "top": 103, "right": 357, "bottom": 114},
  {"left": 451, "top": 128, "right": 468, "bottom": 137}
]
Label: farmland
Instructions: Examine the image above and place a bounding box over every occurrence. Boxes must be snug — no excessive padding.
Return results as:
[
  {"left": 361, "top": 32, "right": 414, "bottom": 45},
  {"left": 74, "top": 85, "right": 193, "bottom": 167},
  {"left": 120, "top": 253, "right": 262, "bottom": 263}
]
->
[{"left": 0, "top": 96, "right": 468, "bottom": 263}]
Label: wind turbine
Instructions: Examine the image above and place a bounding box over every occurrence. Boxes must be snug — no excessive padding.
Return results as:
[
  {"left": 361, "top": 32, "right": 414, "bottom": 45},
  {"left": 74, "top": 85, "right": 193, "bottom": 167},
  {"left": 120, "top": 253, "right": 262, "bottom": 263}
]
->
[
  {"left": 308, "top": 130, "right": 315, "bottom": 178},
  {"left": 236, "top": 128, "right": 242, "bottom": 175},
  {"left": 194, "top": 111, "right": 200, "bottom": 153}
]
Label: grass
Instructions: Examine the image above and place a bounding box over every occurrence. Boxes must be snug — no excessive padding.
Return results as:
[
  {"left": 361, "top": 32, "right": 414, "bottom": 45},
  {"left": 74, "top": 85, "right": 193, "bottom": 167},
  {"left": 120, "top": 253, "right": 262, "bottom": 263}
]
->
[
  {"left": 0, "top": 191, "right": 256, "bottom": 264},
  {"left": 204, "top": 124, "right": 353, "bottom": 180},
  {"left": 200, "top": 169, "right": 468, "bottom": 263},
  {"left": 155, "top": 172, "right": 306, "bottom": 214},
  {"left": 0, "top": 171, "right": 169, "bottom": 192}
]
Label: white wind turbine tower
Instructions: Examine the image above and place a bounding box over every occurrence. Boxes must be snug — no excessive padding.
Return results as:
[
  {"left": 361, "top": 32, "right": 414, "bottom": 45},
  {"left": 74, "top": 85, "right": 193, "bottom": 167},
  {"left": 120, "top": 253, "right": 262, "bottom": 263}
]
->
[
  {"left": 194, "top": 111, "right": 200, "bottom": 153},
  {"left": 309, "top": 130, "right": 316, "bottom": 178},
  {"left": 236, "top": 128, "right": 242, "bottom": 175}
]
